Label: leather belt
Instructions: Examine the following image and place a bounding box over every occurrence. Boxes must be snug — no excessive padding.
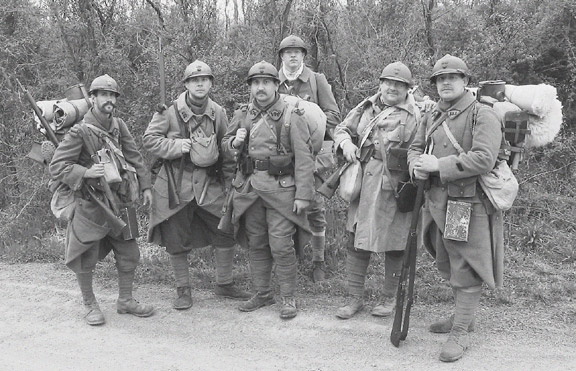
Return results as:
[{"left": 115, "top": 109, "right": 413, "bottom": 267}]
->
[{"left": 253, "top": 159, "right": 269, "bottom": 171}]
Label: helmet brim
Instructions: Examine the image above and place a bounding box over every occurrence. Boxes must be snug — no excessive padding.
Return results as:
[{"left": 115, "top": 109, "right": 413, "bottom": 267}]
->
[
  {"left": 379, "top": 76, "right": 412, "bottom": 86},
  {"left": 430, "top": 69, "right": 468, "bottom": 83},
  {"left": 246, "top": 75, "right": 281, "bottom": 84},
  {"left": 89, "top": 89, "right": 120, "bottom": 97}
]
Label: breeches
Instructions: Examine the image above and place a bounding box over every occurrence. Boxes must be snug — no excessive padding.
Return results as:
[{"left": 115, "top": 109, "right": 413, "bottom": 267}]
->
[{"left": 159, "top": 200, "right": 235, "bottom": 254}]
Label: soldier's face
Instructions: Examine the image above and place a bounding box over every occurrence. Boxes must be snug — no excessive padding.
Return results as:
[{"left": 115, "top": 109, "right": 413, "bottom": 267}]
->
[
  {"left": 281, "top": 48, "right": 305, "bottom": 72},
  {"left": 250, "top": 78, "right": 278, "bottom": 106},
  {"left": 435, "top": 73, "right": 468, "bottom": 102},
  {"left": 185, "top": 76, "right": 212, "bottom": 100},
  {"left": 379, "top": 79, "right": 409, "bottom": 106},
  {"left": 92, "top": 90, "right": 117, "bottom": 115}
]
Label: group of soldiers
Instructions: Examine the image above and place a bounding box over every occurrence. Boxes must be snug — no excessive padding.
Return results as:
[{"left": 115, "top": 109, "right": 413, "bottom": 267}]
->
[{"left": 49, "top": 35, "right": 504, "bottom": 363}]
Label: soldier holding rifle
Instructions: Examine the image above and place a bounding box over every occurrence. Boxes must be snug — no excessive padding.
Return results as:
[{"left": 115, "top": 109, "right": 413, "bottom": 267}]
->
[
  {"left": 408, "top": 55, "right": 504, "bottom": 362},
  {"left": 49, "top": 74, "right": 154, "bottom": 325},
  {"left": 144, "top": 61, "right": 250, "bottom": 311},
  {"left": 333, "top": 62, "right": 421, "bottom": 320}
]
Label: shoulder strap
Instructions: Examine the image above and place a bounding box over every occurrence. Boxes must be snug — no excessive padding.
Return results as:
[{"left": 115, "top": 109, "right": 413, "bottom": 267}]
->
[
  {"left": 441, "top": 121, "right": 465, "bottom": 154},
  {"left": 359, "top": 106, "right": 396, "bottom": 149},
  {"left": 173, "top": 99, "right": 204, "bottom": 137},
  {"left": 309, "top": 71, "right": 318, "bottom": 102}
]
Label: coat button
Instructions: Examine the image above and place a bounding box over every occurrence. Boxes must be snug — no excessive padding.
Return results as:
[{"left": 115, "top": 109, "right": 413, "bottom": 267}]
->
[
  {"left": 251, "top": 146, "right": 255, "bottom": 150},
  {"left": 443, "top": 143, "right": 448, "bottom": 147}
]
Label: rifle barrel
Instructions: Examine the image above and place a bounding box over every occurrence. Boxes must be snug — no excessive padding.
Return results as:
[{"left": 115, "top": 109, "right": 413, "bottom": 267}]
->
[{"left": 17, "top": 79, "right": 59, "bottom": 146}]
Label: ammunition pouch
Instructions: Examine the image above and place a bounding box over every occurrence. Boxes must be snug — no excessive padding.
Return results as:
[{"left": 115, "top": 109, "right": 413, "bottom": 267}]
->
[
  {"left": 267, "top": 155, "right": 293, "bottom": 176},
  {"left": 447, "top": 176, "right": 477, "bottom": 198},
  {"left": 240, "top": 155, "right": 254, "bottom": 176},
  {"left": 387, "top": 147, "right": 410, "bottom": 173}
]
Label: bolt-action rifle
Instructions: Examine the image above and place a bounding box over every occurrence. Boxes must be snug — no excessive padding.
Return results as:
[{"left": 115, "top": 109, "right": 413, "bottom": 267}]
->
[
  {"left": 390, "top": 179, "right": 426, "bottom": 347},
  {"left": 17, "top": 79, "right": 126, "bottom": 236}
]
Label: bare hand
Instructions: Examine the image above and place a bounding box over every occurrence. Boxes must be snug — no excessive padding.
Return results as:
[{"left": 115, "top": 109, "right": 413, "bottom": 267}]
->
[
  {"left": 232, "top": 128, "right": 248, "bottom": 148},
  {"left": 412, "top": 154, "right": 439, "bottom": 178},
  {"left": 293, "top": 199, "right": 310, "bottom": 215},
  {"left": 84, "top": 164, "right": 105, "bottom": 178},
  {"left": 413, "top": 168, "right": 429, "bottom": 180},
  {"left": 141, "top": 189, "right": 153, "bottom": 207},
  {"left": 181, "top": 139, "right": 192, "bottom": 154},
  {"left": 342, "top": 140, "right": 358, "bottom": 163}
]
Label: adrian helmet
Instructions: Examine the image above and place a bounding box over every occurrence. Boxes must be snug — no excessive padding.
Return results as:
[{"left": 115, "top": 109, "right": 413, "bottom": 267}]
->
[
  {"left": 379, "top": 62, "right": 413, "bottom": 86},
  {"left": 430, "top": 54, "right": 470, "bottom": 83},
  {"left": 182, "top": 60, "right": 214, "bottom": 82},
  {"left": 89, "top": 74, "right": 120, "bottom": 96},
  {"left": 278, "top": 35, "right": 307, "bottom": 56},
  {"left": 246, "top": 61, "right": 280, "bottom": 84}
]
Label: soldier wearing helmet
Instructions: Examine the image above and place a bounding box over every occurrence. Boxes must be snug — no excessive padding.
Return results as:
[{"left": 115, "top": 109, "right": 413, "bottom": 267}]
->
[
  {"left": 277, "top": 35, "right": 341, "bottom": 282},
  {"left": 333, "top": 61, "right": 422, "bottom": 320},
  {"left": 50, "top": 74, "right": 155, "bottom": 325},
  {"left": 408, "top": 54, "right": 504, "bottom": 362},
  {"left": 144, "top": 60, "right": 250, "bottom": 310},
  {"left": 222, "top": 60, "right": 316, "bottom": 319}
]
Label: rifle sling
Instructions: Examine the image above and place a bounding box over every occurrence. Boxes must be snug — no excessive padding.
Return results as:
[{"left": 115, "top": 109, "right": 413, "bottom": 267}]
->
[{"left": 173, "top": 99, "right": 205, "bottom": 193}]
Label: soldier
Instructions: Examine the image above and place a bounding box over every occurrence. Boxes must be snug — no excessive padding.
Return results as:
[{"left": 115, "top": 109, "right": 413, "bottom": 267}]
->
[
  {"left": 143, "top": 60, "right": 250, "bottom": 310},
  {"left": 222, "top": 61, "right": 315, "bottom": 319},
  {"left": 408, "top": 55, "right": 504, "bottom": 362},
  {"left": 277, "top": 35, "right": 341, "bottom": 281},
  {"left": 50, "top": 74, "right": 154, "bottom": 325},
  {"left": 333, "top": 62, "right": 421, "bottom": 319}
]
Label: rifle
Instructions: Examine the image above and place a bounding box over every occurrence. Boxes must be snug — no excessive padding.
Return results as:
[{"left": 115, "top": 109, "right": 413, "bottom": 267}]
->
[
  {"left": 317, "top": 161, "right": 350, "bottom": 199},
  {"left": 17, "top": 79, "right": 126, "bottom": 235},
  {"left": 390, "top": 179, "right": 426, "bottom": 347},
  {"left": 155, "top": 35, "right": 181, "bottom": 209}
]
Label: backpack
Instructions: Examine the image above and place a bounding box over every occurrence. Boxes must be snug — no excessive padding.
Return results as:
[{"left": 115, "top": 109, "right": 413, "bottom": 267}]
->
[{"left": 281, "top": 94, "right": 326, "bottom": 155}]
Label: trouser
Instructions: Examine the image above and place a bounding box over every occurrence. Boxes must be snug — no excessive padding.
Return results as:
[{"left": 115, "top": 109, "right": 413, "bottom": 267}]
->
[
  {"left": 345, "top": 233, "right": 404, "bottom": 297},
  {"left": 307, "top": 192, "right": 327, "bottom": 262},
  {"left": 244, "top": 197, "right": 297, "bottom": 297}
]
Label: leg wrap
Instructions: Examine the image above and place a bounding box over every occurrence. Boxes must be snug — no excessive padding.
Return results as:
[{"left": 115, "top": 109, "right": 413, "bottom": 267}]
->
[
  {"left": 117, "top": 269, "right": 135, "bottom": 300},
  {"left": 453, "top": 286, "right": 482, "bottom": 334},
  {"left": 249, "top": 247, "right": 273, "bottom": 293},
  {"left": 311, "top": 232, "right": 326, "bottom": 262},
  {"left": 170, "top": 252, "right": 190, "bottom": 288},
  {"left": 383, "top": 251, "right": 404, "bottom": 297},
  {"left": 214, "top": 246, "right": 234, "bottom": 286},
  {"left": 276, "top": 260, "right": 298, "bottom": 297},
  {"left": 346, "top": 248, "right": 371, "bottom": 298},
  {"left": 76, "top": 271, "right": 96, "bottom": 305}
]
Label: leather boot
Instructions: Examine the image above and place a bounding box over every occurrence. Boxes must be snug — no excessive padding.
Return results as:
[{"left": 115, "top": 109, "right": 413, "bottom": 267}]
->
[
  {"left": 440, "top": 331, "right": 470, "bottom": 362},
  {"left": 279, "top": 296, "right": 297, "bottom": 319},
  {"left": 312, "top": 261, "right": 326, "bottom": 283},
  {"left": 173, "top": 286, "right": 193, "bottom": 310},
  {"left": 215, "top": 283, "right": 251, "bottom": 300},
  {"left": 429, "top": 314, "right": 476, "bottom": 333},
  {"left": 371, "top": 296, "right": 396, "bottom": 317},
  {"left": 238, "top": 291, "right": 276, "bottom": 312},
  {"left": 84, "top": 301, "right": 105, "bottom": 326},
  {"left": 117, "top": 298, "right": 155, "bottom": 317},
  {"left": 336, "top": 296, "right": 364, "bottom": 319}
]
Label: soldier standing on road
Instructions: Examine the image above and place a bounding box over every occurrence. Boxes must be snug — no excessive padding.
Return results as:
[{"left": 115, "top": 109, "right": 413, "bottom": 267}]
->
[
  {"left": 222, "top": 61, "right": 316, "bottom": 319},
  {"left": 408, "top": 54, "right": 504, "bottom": 362},
  {"left": 144, "top": 61, "right": 250, "bottom": 310},
  {"left": 332, "top": 62, "right": 421, "bottom": 320},
  {"left": 277, "top": 35, "right": 341, "bottom": 282},
  {"left": 50, "top": 74, "right": 155, "bottom": 325}
]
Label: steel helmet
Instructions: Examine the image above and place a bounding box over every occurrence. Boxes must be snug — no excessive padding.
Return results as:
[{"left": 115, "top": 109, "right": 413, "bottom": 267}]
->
[
  {"left": 182, "top": 60, "right": 214, "bottom": 82},
  {"left": 89, "top": 74, "right": 120, "bottom": 96},
  {"left": 278, "top": 35, "right": 307, "bottom": 56},
  {"left": 430, "top": 54, "right": 470, "bottom": 83},
  {"left": 379, "top": 62, "right": 413, "bottom": 86},
  {"left": 246, "top": 61, "right": 280, "bottom": 84}
]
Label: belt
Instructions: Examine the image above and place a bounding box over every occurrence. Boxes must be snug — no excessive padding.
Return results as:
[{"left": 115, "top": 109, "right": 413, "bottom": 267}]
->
[{"left": 253, "top": 159, "right": 269, "bottom": 171}]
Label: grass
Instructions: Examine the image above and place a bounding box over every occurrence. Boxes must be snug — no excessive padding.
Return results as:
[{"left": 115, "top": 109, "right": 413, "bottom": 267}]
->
[{"left": 1, "top": 134, "right": 575, "bottom": 321}]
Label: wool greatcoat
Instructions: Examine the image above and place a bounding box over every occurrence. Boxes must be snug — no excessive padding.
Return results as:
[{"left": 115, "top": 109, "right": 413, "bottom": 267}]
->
[
  {"left": 221, "top": 96, "right": 315, "bottom": 247},
  {"left": 407, "top": 90, "right": 504, "bottom": 289},
  {"left": 143, "top": 92, "right": 235, "bottom": 252},
  {"left": 334, "top": 92, "right": 420, "bottom": 253},
  {"left": 49, "top": 108, "right": 151, "bottom": 272}
]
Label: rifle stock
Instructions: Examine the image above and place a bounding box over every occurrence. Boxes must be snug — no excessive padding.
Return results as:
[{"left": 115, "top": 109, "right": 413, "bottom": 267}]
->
[
  {"left": 317, "top": 162, "right": 350, "bottom": 199},
  {"left": 391, "top": 179, "right": 426, "bottom": 347}
]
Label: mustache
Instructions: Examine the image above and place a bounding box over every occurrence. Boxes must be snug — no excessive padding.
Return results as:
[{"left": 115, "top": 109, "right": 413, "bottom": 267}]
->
[{"left": 103, "top": 101, "right": 116, "bottom": 108}]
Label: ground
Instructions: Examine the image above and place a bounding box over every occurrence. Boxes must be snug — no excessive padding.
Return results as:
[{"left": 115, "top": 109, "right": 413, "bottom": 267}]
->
[{"left": 1, "top": 262, "right": 574, "bottom": 371}]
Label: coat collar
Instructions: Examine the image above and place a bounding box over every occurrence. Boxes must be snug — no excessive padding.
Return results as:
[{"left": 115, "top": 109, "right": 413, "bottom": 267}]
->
[
  {"left": 279, "top": 65, "right": 312, "bottom": 84},
  {"left": 247, "top": 95, "right": 287, "bottom": 122},
  {"left": 83, "top": 108, "right": 120, "bottom": 139},
  {"left": 175, "top": 92, "right": 216, "bottom": 122},
  {"left": 362, "top": 91, "right": 417, "bottom": 116},
  {"left": 435, "top": 90, "right": 476, "bottom": 119}
]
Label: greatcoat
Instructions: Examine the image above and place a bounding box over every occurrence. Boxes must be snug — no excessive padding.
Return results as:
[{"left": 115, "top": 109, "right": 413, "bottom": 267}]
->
[
  {"left": 49, "top": 109, "right": 151, "bottom": 271},
  {"left": 334, "top": 92, "right": 420, "bottom": 253},
  {"left": 407, "top": 90, "right": 504, "bottom": 289},
  {"left": 143, "top": 92, "right": 234, "bottom": 249}
]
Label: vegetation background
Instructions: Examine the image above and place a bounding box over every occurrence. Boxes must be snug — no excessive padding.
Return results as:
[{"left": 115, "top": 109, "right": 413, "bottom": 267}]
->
[{"left": 0, "top": 0, "right": 575, "bottom": 316}]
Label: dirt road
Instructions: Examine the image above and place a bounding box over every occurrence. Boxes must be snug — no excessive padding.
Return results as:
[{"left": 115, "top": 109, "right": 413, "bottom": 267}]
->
[{"left": 0, "top": 262, "right": 574, "bottom": 370}]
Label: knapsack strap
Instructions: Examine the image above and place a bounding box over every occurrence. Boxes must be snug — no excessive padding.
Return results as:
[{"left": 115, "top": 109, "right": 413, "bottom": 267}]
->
[{"left": 441, "top": 121, "right": 465, "bottom": 155}]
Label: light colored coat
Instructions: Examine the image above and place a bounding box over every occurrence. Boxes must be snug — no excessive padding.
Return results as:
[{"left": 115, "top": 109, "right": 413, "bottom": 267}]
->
[
  {"left": 333, "top": 92, "right": 420, "bottom": 253},
  {"left": 143, "top": 92, "right": 234, "bottom": 247},
  {"left": 407, "top": 90, "right": 504, "bottom": 289}
]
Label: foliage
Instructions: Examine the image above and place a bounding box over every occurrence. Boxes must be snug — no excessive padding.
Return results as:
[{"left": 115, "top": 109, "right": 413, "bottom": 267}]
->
[{"left": 1, "top": 0, "right": 575, "bottom": 310}]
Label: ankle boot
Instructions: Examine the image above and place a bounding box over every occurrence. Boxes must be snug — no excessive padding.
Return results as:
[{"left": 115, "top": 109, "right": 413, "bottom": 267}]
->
[
  {"left": 238, "top": 291, "right": 276, "bottom": 312},
  {"left": 279, "top": 296, "right": 298, "bottom": 319},
  {"left": 312, "top": 261, "right": 326, "bottom": 283},
  {"left": 173, "top": 286, "right": 193, "bottom": 310},
  {"left": 84, "top": 301, "right": 105, "bottom": 326},
  {"left": 215, "top": 283, "right": 251, "bottom": 300},
  {"left": 336, "top": 296, "right": 364, "bottom": 319},
  {"left": 371, "top": 296, "right": 396, "bottom": 317},
  {"left": 117, "top": 298, "right": 155, "bottom": 317}
]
